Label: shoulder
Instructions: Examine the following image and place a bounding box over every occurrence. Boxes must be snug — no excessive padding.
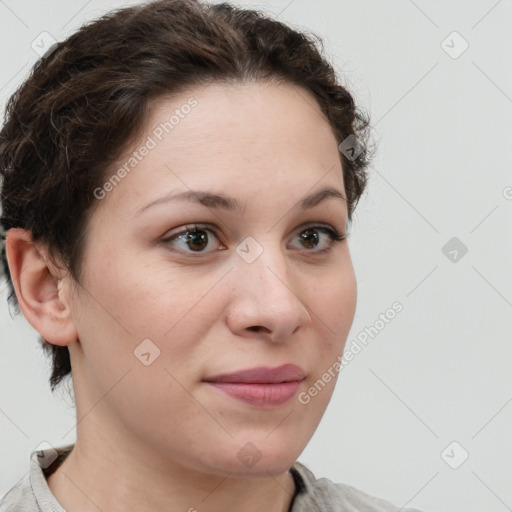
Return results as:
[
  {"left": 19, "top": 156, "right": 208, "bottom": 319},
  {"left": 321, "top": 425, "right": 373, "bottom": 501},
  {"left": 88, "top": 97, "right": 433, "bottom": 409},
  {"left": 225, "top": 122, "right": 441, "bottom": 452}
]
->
[
  {"left": 0, "top": 444, "right": 72, "bottom": 512},
  {"left": 0, "top": 472, "right": 38, "bottom": 512},
  {"left": 289, "top": 461, "right": 425, "bottom": 512}
]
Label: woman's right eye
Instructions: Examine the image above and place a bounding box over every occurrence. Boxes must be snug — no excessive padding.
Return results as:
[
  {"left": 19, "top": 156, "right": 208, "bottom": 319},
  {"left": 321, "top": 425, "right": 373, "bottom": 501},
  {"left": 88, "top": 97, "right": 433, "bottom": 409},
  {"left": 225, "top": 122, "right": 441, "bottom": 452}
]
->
[{"left": 161, "top": 224, "right": 224, "bottom": 254}]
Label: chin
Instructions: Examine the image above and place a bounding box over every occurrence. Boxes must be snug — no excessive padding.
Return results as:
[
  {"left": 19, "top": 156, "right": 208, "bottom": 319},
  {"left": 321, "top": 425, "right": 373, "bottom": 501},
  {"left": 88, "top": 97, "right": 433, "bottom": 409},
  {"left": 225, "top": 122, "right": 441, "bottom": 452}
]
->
[{"left": 209, "top": 438, "right": 304, "bottom": 478}]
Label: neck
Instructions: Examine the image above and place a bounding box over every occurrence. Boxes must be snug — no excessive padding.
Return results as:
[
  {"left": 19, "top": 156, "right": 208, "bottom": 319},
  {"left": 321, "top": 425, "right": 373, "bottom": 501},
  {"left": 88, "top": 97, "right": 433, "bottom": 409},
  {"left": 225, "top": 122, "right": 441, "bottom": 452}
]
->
[{"left": 46, "top": 435, "right": 297, "bottom": 512}]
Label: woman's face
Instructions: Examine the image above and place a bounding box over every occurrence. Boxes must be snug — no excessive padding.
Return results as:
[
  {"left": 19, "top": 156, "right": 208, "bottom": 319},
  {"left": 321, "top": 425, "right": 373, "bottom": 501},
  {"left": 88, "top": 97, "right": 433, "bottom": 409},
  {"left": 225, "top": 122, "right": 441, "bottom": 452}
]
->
[{"left": 68, "top": 80, "right": 357, "bottom": 476}]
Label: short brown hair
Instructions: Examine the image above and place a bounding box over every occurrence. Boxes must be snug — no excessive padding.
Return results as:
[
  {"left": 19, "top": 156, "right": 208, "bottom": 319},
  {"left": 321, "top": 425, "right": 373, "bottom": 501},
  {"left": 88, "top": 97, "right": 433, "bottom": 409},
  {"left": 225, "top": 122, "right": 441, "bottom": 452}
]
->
[{"left": 0, "top": 0, "right": 373, "bottom": 392}]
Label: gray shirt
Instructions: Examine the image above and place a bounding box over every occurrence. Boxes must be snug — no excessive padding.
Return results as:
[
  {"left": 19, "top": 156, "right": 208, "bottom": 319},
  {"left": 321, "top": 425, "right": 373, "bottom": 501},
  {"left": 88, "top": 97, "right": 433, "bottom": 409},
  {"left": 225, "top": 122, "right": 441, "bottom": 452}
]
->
[{"left": 0, "top": 445, "right": 424, "bottom": 511}]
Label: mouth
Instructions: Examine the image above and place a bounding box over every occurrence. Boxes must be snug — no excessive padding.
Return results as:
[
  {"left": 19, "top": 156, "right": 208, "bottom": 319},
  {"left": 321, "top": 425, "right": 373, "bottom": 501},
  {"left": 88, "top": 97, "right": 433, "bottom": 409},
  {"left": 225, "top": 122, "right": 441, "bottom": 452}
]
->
[
  {"left": 202, "top": 364, "right": 306, "bottom": 408},
  {"left": 203, "top": 364, "right": 306, "bottom": 384}
]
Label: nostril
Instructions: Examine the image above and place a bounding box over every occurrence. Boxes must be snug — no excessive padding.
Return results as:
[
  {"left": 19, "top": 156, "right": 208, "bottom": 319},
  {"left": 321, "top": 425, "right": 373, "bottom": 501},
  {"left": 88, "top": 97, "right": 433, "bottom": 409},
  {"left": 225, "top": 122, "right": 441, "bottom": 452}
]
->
[{"left": 247, "top": 326, "right": 273, "bottom": 335}]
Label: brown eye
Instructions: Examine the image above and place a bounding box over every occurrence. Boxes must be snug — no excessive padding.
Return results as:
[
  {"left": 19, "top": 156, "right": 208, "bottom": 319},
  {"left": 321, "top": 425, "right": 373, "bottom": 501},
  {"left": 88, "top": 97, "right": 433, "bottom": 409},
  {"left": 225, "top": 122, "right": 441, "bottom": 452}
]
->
[
  {"left": 300, "top": 229, "right": 320, "bottom": 249},
  {"left": 162, "top": 224, "right": 220, "bottom": 254},
  {"left": 183, "top": 229, "right": 209, "bottom": 251},
  {"left": 291, "top": 225, "right": 347, "bottom": 253}
]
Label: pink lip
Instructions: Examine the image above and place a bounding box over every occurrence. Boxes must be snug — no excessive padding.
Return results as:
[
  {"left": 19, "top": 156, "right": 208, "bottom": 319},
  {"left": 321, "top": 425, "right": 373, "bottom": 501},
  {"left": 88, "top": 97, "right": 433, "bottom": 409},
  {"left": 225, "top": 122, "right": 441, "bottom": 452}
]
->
[
  {"left": 203, "top": 364, "right": 306, "bottom": 384},
  {"left": 203, "top": 364, "right": 306, "bottom": 408}
]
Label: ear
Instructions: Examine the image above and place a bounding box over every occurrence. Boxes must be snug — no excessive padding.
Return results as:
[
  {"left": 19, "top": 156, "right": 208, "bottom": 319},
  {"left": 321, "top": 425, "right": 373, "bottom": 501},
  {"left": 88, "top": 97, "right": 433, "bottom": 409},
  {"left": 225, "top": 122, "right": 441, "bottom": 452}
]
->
[{"left": 5, "top": 228, "right": 78, "bottom": 346}]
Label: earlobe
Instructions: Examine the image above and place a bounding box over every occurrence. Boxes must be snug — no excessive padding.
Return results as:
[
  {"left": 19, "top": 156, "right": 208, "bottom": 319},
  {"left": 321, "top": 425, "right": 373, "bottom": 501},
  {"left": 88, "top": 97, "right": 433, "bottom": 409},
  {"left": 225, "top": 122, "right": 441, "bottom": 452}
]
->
[{"left": 5, "top": 228, "right": 78, "bottom": 347}]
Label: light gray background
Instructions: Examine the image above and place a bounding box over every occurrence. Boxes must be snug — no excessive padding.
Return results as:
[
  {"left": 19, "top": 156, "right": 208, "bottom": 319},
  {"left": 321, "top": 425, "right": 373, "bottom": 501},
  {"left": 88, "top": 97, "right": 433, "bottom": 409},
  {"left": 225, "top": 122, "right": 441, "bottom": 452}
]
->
[{"left": 1, "top": 1, "right": 511, "bottom": 510}]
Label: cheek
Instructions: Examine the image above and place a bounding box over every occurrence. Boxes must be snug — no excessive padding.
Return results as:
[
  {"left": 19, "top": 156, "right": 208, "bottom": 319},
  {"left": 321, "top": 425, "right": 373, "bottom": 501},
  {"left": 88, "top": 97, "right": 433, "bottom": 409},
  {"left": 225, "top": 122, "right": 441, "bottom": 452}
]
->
[
  {"left": 75, "top": 251, "right": 225, "bottom": 378},
  {"left": 314, "top": 261, "right": 357, "bottom": 346},
  {"left": 301, "top": 261, "right": 356, "bottom": 404},
  {"left": 86, "top": 251, "right": 198, "bottom": 329},
  {"left": 71, "top": 260, "right": 215, "bottom": 418}
]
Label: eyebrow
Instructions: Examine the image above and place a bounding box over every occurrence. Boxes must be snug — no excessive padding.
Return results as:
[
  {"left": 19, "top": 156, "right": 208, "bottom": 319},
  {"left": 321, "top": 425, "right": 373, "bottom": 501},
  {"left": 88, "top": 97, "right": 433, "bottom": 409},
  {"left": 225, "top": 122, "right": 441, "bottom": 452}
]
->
[{"left": 135, "top": 185, "right": 346, "bottom": 217}]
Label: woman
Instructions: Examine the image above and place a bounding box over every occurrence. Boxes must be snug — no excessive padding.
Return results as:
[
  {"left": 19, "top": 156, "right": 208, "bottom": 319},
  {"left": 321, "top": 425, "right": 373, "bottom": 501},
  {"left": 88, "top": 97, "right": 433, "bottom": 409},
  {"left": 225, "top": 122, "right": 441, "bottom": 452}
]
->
[{"left": 0, "top": 0, "right": 422, "bottom": 510}]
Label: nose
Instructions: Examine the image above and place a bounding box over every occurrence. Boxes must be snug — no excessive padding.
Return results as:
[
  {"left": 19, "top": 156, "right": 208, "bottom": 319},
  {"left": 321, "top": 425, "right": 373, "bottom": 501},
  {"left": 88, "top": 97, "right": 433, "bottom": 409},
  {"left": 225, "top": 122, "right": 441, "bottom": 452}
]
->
[{"left": 225, "top": 242, "right": 312, "bottom": 343}]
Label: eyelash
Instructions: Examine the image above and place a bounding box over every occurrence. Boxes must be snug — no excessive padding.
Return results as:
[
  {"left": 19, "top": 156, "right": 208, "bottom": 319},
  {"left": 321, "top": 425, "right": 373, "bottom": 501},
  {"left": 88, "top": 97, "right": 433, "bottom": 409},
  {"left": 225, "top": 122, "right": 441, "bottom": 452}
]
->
[{"left": 160, "top": 223, "right": 349, "bottom": 257}]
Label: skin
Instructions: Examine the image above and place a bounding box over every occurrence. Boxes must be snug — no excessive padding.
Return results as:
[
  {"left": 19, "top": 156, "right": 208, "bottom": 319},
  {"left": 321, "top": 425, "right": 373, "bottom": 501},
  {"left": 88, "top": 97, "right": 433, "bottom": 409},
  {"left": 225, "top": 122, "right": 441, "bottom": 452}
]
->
[{"left": 7, "top": 80, "right": 357, "bottom": 512}]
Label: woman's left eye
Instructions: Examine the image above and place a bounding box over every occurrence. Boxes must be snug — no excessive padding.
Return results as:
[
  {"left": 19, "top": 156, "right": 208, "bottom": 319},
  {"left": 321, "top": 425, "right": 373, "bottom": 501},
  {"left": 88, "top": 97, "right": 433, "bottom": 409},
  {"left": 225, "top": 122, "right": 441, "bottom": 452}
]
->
[
  {"left": 160, "top": 223, "right": 347, "bottom": 255},
  {"left": 290, "top": 225, "right": 347, "bottom": 252}
]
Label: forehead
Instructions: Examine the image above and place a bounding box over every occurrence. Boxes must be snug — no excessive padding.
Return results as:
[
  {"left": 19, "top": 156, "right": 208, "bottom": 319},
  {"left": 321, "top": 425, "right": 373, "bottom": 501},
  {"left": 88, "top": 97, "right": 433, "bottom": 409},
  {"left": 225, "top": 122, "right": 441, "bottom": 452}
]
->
[
  {"left": 147, "top": 80, "right": 338, "bottom": 152},
  {"left": 96, "top": 80, "right": 345, "bottom": 216}
]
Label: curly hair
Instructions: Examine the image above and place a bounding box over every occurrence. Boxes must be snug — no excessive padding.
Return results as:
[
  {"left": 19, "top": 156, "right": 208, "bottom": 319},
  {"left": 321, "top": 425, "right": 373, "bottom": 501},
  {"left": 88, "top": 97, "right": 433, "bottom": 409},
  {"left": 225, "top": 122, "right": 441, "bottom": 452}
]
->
[{"left": 0, "top": 0, "right": 374, "bottom": 393}]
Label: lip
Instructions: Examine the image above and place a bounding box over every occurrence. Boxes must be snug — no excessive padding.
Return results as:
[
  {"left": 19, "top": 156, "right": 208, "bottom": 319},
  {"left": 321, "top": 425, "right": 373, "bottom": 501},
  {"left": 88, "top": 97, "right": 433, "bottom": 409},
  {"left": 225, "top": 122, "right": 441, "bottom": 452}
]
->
[
  {"left": 203, "top": 364, "right": 306, "bottom": 384},
  {"left": 203, "top": 364, "right": 306, "bottom": 408}
]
